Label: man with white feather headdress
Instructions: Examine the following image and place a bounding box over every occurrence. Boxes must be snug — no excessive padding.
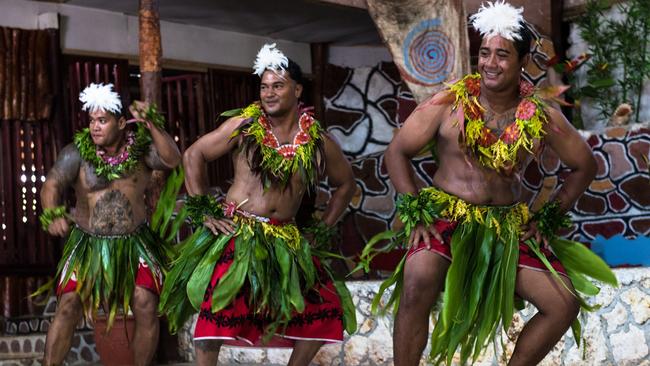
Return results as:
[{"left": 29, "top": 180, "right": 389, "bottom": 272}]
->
[
  {"left": 39, "top": 84, "right": 181, "bottom": 365},
  {"left": 357, "top": 2, "right": 617, "bottom": 365},
  {"left": 159, "top": 43, "right": 356, "bottom": 365}
]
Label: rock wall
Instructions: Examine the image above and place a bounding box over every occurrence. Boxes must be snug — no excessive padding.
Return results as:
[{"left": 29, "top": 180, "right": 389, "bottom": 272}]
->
[{"left": 178, "top": 268, "right": 650, "bottom": 365}]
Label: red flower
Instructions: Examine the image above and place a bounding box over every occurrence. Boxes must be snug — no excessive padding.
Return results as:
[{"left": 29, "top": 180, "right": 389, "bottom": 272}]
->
[
  {"left": 478, "top": 127, "right": 498, "bottom": 147},
  {"left": 465, "top": 77, "right": 481, "bottom": 97},
  {"left": 224, "top": 202, "right": 237, "bottom": 217},
  {"left": 293, "top": 131, "right": 311, "bottom": 145},
  {"left": 500, "top": 123, "right": 520, "bottom": 144},
  {"left": 466, "top": 104, "right": 483, "bottom": 121},
  {"left": 519, "top": 80, "right": 535, "bottom": 97},
  {"left": 262, "top": 132, "right": 279, "bottom": 148},
  {"left": 277, "top": 145, "right": 297, "bottom": 159},
  {"left": 299, "top": 113, "right": 314, "bottom": 131},
  {"left": 515, "top": 100, "right": 537, "bottom": 120},
  {"left": 258, "top": 115, "right": 272, "bottom": 129}
]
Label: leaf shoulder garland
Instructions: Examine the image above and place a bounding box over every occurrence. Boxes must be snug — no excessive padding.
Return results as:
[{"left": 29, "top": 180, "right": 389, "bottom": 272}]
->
[
  {"left": 449, "top": 73, "right": 548, "bottom": 172},
  {"left": 227, "top": 103, "right": 325, "bottom": 189}
]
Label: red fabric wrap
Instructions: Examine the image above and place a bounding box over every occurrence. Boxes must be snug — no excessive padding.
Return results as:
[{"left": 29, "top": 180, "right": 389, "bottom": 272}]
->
[{"left": 407, "top": 219, "right": 567, "bottom": 275}]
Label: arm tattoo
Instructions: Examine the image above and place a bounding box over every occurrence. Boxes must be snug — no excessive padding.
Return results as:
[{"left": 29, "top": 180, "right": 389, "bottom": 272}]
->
[
  {"left": 144, "top": 145, "right": 168, "bottom": 170},
  {"left": 47, "top": 143, "right": 82, "bottom": 188},
  {"left": 89, "top": 190, "right": 134, "bottom": 235}
]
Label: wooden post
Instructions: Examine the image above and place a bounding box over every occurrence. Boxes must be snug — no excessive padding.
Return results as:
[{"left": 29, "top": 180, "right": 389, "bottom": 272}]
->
[{"left": 139, "top": 0, "right": 162, "bottom": 106}]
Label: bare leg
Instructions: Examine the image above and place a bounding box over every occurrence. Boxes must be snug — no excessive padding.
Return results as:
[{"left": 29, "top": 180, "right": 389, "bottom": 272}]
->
[
  {"left": 195, "top": 339, "right": 223, "bottom": 366},
  {"left": 288, "top": 340, "right": 324, "bottom": 366},
  {"left": 394, "top": 251, "right": 450, "bottom": 366},
  {"left": 131, "top": 286, "right": 160, "bottom": 366},
  {"left": 509, "top": 269, "right": 580, "bottom": 366},
  {"left": 43, "top": 292, "right": 84, "bottom": 366}
]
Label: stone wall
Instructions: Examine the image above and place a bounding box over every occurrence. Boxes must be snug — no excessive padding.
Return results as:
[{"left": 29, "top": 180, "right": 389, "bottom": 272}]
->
[{"left": 178, "top": 268, "right": 650, "bottom": 365}]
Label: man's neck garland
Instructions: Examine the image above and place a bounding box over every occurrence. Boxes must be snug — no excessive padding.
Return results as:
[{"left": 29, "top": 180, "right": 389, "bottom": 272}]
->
[
  {"left": 449, "top": 73, "right": 547, "bottom": 172},
  {"left": 74, "top": 105, "right": 166, "bottom": 181},
  {"left": 226, "top": 103, "right": 324, "bottom": 189}
]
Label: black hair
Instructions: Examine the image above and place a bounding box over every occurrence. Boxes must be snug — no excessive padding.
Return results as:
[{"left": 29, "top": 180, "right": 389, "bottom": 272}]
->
[
  {"left": 286, "top": 58, "right": 304, "bottom": 85},
  {"left": 512, "top": 21, "right": 533, "bottom": 60}
]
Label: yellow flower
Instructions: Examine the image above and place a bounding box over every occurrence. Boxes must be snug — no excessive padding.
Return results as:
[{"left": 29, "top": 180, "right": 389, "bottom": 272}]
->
[{"left": 261, "top": 222, "right": 301, "bottom": 250}]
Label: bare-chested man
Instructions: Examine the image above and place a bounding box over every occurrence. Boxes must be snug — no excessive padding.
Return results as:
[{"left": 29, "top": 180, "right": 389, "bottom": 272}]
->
[
  {"left": 159, "top": 44, "right": 356, "bottom": 366},
  {"left": 39, "top": 83, "right": 181, "bottom": 366},
  {"left": 361, "top": 2, "right": 617, "bottom": 366}
]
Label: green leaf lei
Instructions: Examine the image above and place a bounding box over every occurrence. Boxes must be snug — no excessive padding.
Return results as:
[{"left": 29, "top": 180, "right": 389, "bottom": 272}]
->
[
  {"left": 227, "top": 103, "right": 324, "bottom": 189},
  {"left": 185, "top": 195, "right": 224, "bottom": 227},
  {"left": 303, "top": 220, "right": 338, "bottom": 250},
  {"left": 74, "top": 104, "right": 166, "bottom": 181},
  {"left": 531, "top": 200, "right": 572, "bottom": 238},
  {"left": 39, "top": 206, "right": 67, "bottom": 231},
  {"left": 396, "top": 191, "right": 444, "bottom": 236}
]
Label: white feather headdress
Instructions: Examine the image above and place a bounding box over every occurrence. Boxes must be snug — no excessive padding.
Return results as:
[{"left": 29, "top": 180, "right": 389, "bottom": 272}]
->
[
  {"left": 252, "top": 43, "right": 289, "bottom": 77},
  {"left": 79, "top": 83, "right": 122, "bottom": 114},
  {"left": 470, "top": 1, "right": 525, "bottom": 41}
]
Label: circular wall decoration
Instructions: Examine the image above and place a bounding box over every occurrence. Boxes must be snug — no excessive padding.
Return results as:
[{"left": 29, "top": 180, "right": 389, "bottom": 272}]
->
[{"left": 402, "top": 18, "right": 455, "bottom": 86}]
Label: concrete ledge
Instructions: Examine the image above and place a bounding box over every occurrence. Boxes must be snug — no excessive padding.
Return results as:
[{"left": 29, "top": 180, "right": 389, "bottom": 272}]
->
[{"left": 179, "top": 268, "right": 650, "bottom": 365}]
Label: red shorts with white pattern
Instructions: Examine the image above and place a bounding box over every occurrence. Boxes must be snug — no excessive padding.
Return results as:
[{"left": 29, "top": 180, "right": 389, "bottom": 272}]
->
[{"left": 193, "top": 236, "right": 344, "bottom": 347}]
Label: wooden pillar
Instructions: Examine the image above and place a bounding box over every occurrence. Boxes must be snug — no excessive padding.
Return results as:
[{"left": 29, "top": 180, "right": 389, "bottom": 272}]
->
[
  {"left": 310, "top": 43, "right": 328, "bottom": 123},
  {"left": 139, "top": 0, "right": 162, "bottom": 106}
]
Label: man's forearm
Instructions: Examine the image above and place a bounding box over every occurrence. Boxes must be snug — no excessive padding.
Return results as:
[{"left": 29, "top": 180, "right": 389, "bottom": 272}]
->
[
  {"left": 150, "top": 126, "right": 181, "bottom": 168},
  {"left": 551, "top": 167, "right": 596, "bottom": 213},
  {"left": 40, "top": 182, "right": 61, "bottom": 210},
  {"left": 183, "top": 148, "right": 209, "bottom": 196},
  {"left": 384, "top": 146, "right": 418, "bottom": 195},
  {"left": 320, "top": 181, "right": 355, "bottom": 227}
]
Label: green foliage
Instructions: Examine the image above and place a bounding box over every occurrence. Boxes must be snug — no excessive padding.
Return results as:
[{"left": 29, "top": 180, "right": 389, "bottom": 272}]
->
[
  {"left": 572, "top": 0, "right": 650, "bottom": 125},
  {"left": 184, "top": 195, "right": 224, "bottom": 227},
  {"left": 39, "top": 206, "right": 67, "bottom": 231},
  {"left": 531, "top": 200, "right": 572, "bottom": 238}
]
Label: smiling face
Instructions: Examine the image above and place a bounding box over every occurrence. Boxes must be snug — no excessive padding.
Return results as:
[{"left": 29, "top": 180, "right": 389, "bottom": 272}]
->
[
  {"left": 259, "top": 70, "right": 303, "bottom": 117},
  {"left": 88, "top": 109, "right": 126, "bottom": 148},
  {"left": 478, "top": 35, "right": 529, "bottom": 93}
]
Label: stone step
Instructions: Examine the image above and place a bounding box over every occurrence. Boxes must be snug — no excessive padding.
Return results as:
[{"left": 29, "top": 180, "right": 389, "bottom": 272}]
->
[{"left": 0, "top": 331, "right": 98, "bottom": 365}]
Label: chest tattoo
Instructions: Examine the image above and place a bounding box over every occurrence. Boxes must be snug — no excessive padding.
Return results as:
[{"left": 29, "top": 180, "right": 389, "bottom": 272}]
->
[{"left": 90, "top": 190, "right": 134, "bottom": 235}]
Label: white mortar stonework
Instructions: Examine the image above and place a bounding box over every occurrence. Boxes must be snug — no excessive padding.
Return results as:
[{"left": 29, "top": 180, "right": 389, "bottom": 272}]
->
[{"left": 179, "top": 268, "right": 650, "bottom": 365}]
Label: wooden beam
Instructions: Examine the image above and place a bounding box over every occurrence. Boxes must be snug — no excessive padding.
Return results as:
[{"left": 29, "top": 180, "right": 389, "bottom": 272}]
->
[
  {"left": 317, "top": 0, "right": 368, "bottom": 10},
  {"left": 139, "top": 0, "right": 162, "bottom": 106}
]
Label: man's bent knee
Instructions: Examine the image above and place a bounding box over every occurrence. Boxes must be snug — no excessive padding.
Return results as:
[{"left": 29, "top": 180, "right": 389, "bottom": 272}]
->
[
  {"left": 55, "top": 293, "right": 83, "bottom": 321},
  {"left": 132, "top": 287, "right": 159, "bottom": 316}
]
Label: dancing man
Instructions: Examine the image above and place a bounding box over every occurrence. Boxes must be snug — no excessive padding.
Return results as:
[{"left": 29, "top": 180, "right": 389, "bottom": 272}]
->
[
  {"left": 160, "top": 43, "right": 356, "bottom": 366},
  {"left": 39, "top": 83, "right": 181, "bottom": 365},
  {"left": 361, "top": 2, "right": 617, "bottom": 365}
]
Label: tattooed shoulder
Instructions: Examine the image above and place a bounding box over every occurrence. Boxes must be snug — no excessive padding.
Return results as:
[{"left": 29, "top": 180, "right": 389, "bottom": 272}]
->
[
  {"left": 89, "top": 190, "right": 135, "bottom": 235},
  {"left": 47, "top": 143, "right": 82, "bottom": 187}
]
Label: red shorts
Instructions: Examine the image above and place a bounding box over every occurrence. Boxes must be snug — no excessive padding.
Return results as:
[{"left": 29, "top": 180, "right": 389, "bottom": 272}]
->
[
  {"left": 56, "top": 260, "right": 162, "bottom": 295},
  {"left": 407, "top": 220, "right": 567, "bottom": 275},
  {"left": 193, "top": 237, "right": 344, "bottom": 347}
]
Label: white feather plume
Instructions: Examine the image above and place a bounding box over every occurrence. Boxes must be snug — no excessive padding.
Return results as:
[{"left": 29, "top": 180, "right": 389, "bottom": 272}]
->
[
  {"left": 79, "top": 83, "right": 122, "bottom": 114},
  {"left": 252, "top": 43, "right": 289, "bottom": 77},
  {"left": 470, "top": 1, "right": 524, "bottom": 41}
]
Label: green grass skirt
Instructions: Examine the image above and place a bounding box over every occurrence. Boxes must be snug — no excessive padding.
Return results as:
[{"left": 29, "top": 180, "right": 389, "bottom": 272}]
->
[
  {"left": 159, "top": 217, "right": 356, "bottom": 337},
  {"left": 359, "top": 188, "right": 618, "bottom": 365},
  {"left": 46, "top": 224, "right": 171, "bottom": 329}
]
